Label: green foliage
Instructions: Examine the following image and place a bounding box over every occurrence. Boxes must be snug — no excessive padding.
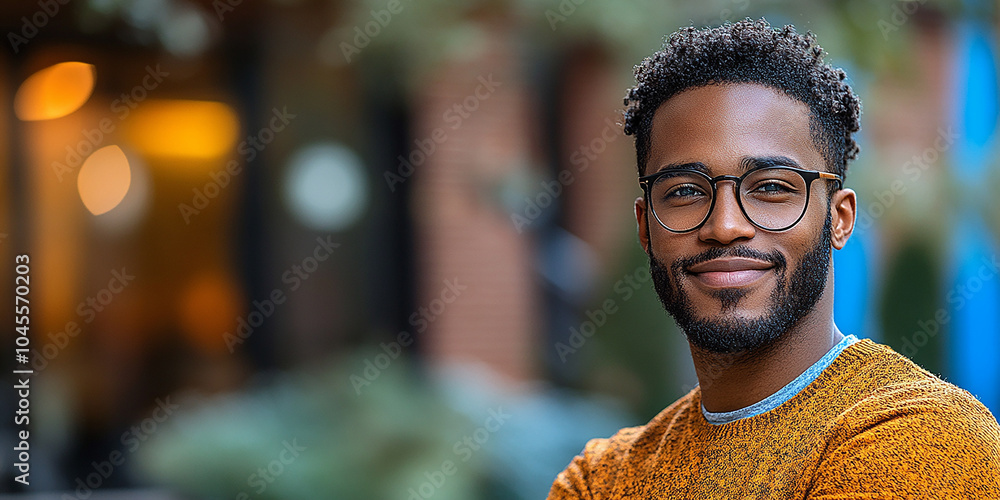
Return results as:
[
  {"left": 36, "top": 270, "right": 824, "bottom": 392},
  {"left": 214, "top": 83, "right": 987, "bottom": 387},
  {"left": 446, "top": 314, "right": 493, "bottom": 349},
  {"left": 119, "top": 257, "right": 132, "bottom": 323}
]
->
[
  {"left": 134, "top": 353, "right": 485, "bottom": 499},
  {"left": 879, "top": 237, "right": 944, "bottom": 374}
]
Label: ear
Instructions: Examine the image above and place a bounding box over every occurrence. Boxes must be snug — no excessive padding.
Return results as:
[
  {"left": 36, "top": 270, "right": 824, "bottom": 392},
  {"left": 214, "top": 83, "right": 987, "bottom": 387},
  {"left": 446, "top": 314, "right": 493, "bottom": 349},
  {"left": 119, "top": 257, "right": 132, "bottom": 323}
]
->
[
  {"left": 635, "top": 196, "right": 651, "bottom": 254},
  {"left": 830, "top": 188, "right": 856, "bottom": 250}
]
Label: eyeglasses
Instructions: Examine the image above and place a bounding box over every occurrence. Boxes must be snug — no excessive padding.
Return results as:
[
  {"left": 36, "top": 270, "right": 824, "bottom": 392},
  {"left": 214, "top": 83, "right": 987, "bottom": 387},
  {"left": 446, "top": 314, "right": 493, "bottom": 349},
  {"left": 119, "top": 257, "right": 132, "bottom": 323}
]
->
[{"left": 638, "top": 165, "right": 842, "bottom": 233}]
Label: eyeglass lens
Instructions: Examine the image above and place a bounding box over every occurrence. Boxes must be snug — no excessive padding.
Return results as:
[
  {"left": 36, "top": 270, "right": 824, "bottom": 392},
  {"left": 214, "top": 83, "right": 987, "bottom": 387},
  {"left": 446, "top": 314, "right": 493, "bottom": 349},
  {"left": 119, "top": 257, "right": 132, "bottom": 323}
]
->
[{"left": 648, "top": 168, "right": 809, "bottom": 231}]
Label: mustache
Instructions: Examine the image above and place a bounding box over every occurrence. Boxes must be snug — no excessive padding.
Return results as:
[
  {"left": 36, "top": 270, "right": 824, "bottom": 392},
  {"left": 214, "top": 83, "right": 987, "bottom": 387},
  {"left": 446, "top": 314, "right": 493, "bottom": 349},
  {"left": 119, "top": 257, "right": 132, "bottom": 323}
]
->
[{"left": 670, "top": 246, "right": 787, "bottom": 274}]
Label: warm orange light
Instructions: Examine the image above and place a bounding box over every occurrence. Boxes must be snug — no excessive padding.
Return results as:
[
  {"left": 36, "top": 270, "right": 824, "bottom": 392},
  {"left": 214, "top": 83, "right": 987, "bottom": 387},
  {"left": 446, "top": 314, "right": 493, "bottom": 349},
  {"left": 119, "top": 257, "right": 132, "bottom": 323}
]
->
[
  {"left": 178, "top": 272, "right": 242, "bottom": 354},
  {"left": 124, "top": 100, "right": 239, "bottom": 160},
  {"left": 78, "top": 145, "right": 131, "bottom": 215},
  {"left": 14, "top": 62, "right": 96, "bottom": 121}
]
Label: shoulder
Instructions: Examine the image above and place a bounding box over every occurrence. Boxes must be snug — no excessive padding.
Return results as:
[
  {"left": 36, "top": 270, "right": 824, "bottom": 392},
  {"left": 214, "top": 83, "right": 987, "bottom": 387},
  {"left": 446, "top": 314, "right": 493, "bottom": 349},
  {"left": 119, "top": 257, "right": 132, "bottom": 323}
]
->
[
  {"left": 834, "top": 340, "right": 998, "bottom": 432},
  {"left": 835, "top": 375, "right": 1000, "bottom": 448},
  {"left": 813, "top": 342, "right": 1000, "bottom": 496}
]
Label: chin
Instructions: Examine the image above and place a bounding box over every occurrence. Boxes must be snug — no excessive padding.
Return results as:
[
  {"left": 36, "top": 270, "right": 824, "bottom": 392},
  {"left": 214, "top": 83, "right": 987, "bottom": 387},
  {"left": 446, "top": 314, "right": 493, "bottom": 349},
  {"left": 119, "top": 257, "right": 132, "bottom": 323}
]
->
[{"left": 685, "top": 283, "right": 772, "bottom": 317}]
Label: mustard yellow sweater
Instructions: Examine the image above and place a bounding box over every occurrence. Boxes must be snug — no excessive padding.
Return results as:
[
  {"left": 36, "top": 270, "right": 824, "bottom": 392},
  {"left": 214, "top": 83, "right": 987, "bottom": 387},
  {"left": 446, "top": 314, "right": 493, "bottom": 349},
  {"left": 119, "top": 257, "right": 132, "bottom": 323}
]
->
[{"left": 548, "top": 339, "right": 1000, "bottom": 499}]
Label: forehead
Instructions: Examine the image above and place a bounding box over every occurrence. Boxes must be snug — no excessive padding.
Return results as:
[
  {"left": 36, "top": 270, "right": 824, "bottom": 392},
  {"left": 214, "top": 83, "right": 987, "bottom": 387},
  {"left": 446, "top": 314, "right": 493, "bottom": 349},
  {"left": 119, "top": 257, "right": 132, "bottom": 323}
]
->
[{"left": 646, "top": 83, "right": 825, "bottom": 174}]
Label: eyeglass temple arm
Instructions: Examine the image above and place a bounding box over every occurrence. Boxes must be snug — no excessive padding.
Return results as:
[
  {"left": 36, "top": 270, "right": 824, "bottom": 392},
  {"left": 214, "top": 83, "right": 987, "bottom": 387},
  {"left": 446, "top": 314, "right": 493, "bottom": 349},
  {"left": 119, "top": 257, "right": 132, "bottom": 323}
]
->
[{"left": 819, "top": 171, "right": 843, "bottom": 188}]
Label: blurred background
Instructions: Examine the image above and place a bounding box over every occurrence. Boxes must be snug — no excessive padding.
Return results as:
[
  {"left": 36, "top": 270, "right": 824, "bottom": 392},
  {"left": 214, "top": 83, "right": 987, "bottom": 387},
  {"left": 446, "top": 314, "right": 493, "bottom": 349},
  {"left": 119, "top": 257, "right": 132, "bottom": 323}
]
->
[{"left": 0, "top": 0, "right": 998, "bottom": 498}]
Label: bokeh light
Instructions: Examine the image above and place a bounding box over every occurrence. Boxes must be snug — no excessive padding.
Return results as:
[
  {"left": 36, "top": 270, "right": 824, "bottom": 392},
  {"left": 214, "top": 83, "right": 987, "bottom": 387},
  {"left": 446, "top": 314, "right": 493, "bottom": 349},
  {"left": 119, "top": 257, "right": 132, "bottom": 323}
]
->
[
  {"left": 92, "top": 147, "right": 151, "bottom": 232},
  {"left": 14, "top": 61, "right": 96, "bottom": 121},
  {"left": 283, "top": 142, "right": 369, "bottom": 231},
  {"left": 124, "top": 99, "right": 239, "bottom": 161},
  {"left": 77, "top": 144, "right": 132, "bottom": 216},
  {"left": 156, "top": 3, "right": 213, "bottom": 57}
]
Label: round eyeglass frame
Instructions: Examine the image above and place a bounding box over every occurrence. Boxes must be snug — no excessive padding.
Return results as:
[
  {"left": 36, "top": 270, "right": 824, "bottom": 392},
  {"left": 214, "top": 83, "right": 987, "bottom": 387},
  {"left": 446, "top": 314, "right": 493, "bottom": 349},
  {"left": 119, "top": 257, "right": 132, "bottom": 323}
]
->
[{"left": 638, "top": 165, "right": 843, "bottom": 233}]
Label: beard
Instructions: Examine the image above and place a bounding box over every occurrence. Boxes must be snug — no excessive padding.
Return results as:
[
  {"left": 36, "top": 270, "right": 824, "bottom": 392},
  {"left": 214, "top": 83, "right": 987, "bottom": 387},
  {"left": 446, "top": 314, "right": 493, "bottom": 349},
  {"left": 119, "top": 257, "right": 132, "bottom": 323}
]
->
[{"left": 649, "top": 212, "right": 832, "bottom": 354}]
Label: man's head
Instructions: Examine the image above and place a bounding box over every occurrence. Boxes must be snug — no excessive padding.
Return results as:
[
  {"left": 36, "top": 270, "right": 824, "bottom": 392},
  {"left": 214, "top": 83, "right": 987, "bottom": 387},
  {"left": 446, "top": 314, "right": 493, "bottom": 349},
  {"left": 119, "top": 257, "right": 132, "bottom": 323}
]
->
[
  {"left": 624, "top": 19, "right": 861, "bottom": 179},
  {"left": 627, "top": 20, "right": 860, "bottom": 354}
]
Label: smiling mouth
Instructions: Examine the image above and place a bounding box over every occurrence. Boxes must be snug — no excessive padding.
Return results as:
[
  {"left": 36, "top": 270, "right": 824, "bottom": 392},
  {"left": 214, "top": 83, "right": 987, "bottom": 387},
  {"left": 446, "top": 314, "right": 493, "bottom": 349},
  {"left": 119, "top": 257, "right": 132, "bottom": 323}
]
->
[{"left": 685, "top": 257, "right": 775, "bottom": 289}]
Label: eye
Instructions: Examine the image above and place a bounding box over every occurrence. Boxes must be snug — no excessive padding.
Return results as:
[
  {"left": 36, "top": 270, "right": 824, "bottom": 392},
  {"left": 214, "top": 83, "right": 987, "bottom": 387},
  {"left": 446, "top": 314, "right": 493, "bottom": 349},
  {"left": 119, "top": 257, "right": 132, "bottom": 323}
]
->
[
  {"left": 751, "top": 180, "right": 795, "bottom": 194},
  {"left": 666, "top": 184, "right": 707, "bottom": 198}
]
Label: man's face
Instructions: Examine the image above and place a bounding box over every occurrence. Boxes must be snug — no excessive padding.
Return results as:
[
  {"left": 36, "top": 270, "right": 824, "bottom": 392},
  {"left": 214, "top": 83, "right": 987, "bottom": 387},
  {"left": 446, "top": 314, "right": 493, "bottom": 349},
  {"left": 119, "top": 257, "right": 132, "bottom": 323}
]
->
[{"left": 636, "top": 83, "right": 840, "bottom": 354}]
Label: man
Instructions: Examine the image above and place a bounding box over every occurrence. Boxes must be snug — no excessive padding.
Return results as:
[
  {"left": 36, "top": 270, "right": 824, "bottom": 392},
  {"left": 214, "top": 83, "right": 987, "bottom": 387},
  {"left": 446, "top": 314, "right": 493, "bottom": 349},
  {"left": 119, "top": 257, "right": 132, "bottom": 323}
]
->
[{"left": 548, "top": 19, "right": 1000, "bottom": 498}]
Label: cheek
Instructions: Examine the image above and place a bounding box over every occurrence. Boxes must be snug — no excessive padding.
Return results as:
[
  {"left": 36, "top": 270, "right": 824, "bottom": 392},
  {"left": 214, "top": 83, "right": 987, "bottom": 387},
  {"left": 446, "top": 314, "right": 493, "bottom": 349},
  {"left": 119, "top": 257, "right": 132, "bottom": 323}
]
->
[
  {"left": 782, "top": 207, "right": 829, "bottom": 263},
  {"left": 648, "top": 230, "right": 685, "bottom": 262}
]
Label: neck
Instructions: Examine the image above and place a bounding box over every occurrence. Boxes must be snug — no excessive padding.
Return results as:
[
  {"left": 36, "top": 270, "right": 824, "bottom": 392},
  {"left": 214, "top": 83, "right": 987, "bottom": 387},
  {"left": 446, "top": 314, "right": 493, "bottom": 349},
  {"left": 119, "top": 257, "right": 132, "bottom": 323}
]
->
[{"left": 692, "top": 298, "right": 843, "bottom": 413}]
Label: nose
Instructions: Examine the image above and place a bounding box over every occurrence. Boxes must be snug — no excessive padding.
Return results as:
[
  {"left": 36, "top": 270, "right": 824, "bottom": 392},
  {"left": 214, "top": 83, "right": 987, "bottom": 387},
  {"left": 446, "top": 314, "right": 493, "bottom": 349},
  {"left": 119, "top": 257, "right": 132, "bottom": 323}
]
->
[{"left": 697, "top": 179, "right": 756, "bottom": 245}]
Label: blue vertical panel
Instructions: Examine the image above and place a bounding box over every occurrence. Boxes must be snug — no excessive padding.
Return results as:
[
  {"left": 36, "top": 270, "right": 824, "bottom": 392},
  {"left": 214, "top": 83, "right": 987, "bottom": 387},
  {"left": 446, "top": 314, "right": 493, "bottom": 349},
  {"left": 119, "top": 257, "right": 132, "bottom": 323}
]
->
[
  {"left": 948, "top": 22, "right": 1000, "bottom": 412},
  {"left": 834, "top": 222, "right": 876, "bottom": 340},
  {"left": 954, "top": 25, "right": 998, "bottom": 183},
  {"left": 950, "top": 218, "right": 1000, "bottom": 409}
]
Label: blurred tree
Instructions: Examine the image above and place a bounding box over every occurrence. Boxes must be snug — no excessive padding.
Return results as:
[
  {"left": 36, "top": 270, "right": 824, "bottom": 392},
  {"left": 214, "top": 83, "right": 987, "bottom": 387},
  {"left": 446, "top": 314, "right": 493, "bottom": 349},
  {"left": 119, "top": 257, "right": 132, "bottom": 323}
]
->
[{"left": 879, "top": 237, "right": 944, "bottom": 375}]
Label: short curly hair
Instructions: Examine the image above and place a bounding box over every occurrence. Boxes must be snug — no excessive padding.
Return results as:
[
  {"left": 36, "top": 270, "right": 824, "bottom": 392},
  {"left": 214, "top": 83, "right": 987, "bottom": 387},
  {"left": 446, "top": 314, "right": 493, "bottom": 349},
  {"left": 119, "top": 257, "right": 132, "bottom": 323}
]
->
[{"left": 623, "top": 19, "right": 861, "bottom": 184}]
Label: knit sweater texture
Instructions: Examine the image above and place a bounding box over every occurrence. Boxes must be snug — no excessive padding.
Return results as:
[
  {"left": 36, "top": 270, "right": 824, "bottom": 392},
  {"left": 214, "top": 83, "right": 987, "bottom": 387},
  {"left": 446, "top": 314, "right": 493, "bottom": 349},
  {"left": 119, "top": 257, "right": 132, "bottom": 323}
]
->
[{"left": 548, "top": 339, "right": 1000, "bottom": 499}]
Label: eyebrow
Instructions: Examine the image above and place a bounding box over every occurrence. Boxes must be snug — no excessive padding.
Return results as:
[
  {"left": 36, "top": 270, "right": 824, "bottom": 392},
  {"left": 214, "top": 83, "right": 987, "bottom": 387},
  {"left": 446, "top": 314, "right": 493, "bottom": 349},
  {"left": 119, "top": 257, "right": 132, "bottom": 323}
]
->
[
  {"left": 652, "top": 155, "right": 804, "bottom": 175},
  {"left": 739, "top": 155, "right": 803, "bottom": 172},
  {"left": 652, "top": 161, "right": 711, "bottom": 175}
]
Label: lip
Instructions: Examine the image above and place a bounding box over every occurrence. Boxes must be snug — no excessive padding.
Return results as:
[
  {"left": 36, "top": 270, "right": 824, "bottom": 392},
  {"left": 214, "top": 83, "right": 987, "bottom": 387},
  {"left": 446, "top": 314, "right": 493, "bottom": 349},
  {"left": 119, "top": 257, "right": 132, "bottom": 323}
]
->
[{"left": 686, "top": 257, "right": 774, "bottom": 288}]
